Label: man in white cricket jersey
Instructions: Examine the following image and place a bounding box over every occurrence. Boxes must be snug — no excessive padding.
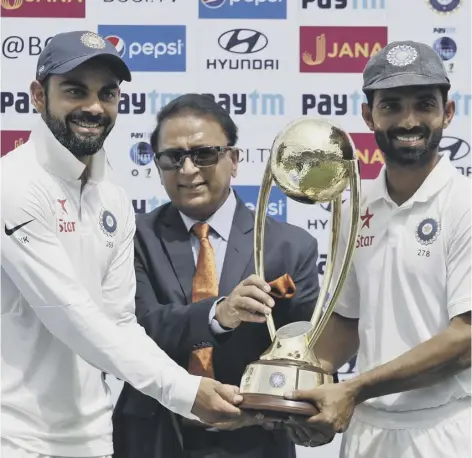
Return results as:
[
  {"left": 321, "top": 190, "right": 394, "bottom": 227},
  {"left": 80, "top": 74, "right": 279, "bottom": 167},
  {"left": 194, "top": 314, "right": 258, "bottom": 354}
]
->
[
  {"left": 1, "top": 30, "right": 244, "bottom": 458},
  {"left": 283, "top": 41, "right": 471, "bottom": 457}
]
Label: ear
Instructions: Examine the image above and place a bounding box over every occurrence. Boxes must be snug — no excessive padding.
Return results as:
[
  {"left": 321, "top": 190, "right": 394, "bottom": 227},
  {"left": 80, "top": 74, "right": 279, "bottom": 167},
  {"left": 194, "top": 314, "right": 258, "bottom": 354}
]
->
[
  {"left": 361, "top": 103, "right": 375, "bottom": 132},
  {"left": 30, "top": 80, "right": 46, "bottom": 114},
  {"left": 442, "top": 100, "right": 455, "bottom": 130},
  {"left": 230, "top": 148, "right": 239, "bottom": 178}
]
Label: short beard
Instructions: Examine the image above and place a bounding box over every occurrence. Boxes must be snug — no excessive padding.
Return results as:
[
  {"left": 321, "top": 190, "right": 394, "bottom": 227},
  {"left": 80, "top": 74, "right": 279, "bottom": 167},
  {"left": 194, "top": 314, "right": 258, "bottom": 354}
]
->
[
  {"left": 374, "top": 124, "right": 443, "bottom": 167},
  {"left": 44, "top": 94, "right": 113, "bottom": 158}
]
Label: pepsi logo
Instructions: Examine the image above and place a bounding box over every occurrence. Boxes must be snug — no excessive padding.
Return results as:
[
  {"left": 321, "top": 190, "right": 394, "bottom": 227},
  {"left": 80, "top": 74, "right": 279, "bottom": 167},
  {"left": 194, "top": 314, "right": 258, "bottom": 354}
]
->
[
  {"left": 201, "top": 0, "right": 226, "bottom": 8},
  {"left": 105, "top": 35, "right": 126, "bottom": 58}
]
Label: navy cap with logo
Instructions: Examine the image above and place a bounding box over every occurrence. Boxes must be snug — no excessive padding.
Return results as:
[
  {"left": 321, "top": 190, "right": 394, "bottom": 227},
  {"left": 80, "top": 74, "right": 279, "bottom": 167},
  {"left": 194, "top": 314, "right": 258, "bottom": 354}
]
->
[
  {"left": 36, "top": 31, "right": 131, "bottom": 83},
  {"left": 362, "top": 40, "right": 450, "bottom": 94}
]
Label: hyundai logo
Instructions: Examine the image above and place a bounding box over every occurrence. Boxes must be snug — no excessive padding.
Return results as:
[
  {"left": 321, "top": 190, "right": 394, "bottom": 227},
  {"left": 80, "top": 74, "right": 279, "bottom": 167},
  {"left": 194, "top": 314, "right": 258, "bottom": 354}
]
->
[
  {"left": 218, "top": 29, "right": 268, "bottom": 54},
  {"left": 320, "top": 189, "right": 351, "bottom": 212},
  {"left": 439, "top": 136, "right": 470, "bottom": 161}
]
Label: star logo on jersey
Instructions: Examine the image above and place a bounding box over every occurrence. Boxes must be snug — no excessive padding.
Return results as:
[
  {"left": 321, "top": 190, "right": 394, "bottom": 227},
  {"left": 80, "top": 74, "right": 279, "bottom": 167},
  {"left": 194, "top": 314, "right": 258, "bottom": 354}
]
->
[
  {"left": 361, "top": 208, "right": 374, "bottom": 229},
  {"left": 57, "top": 199, "right": 68, "bottom": 214}
]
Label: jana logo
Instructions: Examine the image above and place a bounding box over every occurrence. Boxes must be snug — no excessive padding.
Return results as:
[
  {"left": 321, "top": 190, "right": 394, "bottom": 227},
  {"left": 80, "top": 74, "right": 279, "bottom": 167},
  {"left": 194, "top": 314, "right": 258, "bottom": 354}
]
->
[
  {"left": 98, "top": 25, "right": 186, "bottom": 72},
  {"left": 199, "top": 0, "right": 287, "bottom": 19},
  {"left": 233, "top": 185, "right": 287, "bottom": 222},
  {"left": 1, "top": 0, "right": 85, "bottom": 18},
  {"left": 300, "top": 26, "right": 388, "bottom": 74},
  {"left": 106, "top": 35, "right": 126, "bottom": 58}
]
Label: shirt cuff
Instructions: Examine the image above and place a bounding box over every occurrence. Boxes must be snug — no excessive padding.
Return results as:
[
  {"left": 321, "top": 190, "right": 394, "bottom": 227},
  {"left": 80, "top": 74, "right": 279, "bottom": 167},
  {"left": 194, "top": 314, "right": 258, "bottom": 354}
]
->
[
  {"left": 209, "top": 297, "right": 233, "bottom": 335},
  {"left": 170, "top": 373, "right": 202, "bottom": 421}
]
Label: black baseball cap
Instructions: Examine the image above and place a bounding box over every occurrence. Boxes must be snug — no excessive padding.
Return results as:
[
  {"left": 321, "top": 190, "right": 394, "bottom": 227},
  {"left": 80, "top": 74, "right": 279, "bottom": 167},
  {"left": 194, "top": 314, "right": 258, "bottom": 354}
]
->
[
  {"left": 362, "top": 40, "right": 450, "bottom": 94},
  {"left": 36, "top": 30, "right": 131, "bottom": 83}
]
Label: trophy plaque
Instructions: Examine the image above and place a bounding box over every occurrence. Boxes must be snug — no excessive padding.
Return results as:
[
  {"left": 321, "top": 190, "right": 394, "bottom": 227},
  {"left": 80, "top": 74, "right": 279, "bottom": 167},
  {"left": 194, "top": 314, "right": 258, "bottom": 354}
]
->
[{"left": 239, "top": 117, "right": 361, "bottom": 418}]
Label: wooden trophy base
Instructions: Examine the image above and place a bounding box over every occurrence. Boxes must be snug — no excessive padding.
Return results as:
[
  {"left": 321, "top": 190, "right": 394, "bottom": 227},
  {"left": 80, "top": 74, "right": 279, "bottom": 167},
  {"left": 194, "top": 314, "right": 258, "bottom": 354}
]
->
[
  {"left": 239, "top": 359, "right": 330, "bottom": 420},
  {"left": 240, "top": 393, "right": 318, "bottom": 419}
]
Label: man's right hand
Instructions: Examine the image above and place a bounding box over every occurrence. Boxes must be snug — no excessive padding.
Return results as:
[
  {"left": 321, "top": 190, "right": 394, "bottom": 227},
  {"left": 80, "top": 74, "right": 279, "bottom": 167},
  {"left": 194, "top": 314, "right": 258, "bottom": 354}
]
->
[
  {"left": 215, "top": 274, "right": 275, "bottom": 329},
  {"left": 191, "top": 378, "right": 243, "bottom": 425}
]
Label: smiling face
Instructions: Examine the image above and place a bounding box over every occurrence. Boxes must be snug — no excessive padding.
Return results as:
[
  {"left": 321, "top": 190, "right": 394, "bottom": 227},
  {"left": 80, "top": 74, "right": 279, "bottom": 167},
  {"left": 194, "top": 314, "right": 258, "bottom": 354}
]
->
[
  {"left": 155, "top": 112, "right": 239, "bottom": 221},
  {"left": 362, "top": 85, "right": 455, "bottom": 167},
  {"left": 30, "top": 59, "right": 121, "bottom": 158}
]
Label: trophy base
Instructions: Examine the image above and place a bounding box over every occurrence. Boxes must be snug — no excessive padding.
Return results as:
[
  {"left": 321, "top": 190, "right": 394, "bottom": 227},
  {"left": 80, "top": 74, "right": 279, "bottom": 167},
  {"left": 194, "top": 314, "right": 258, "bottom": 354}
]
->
[
  {"left": 239, "top": 393, "right": 318, "bottom": 419},
  {"left": 239, "top": 359, "right": 332, "bottom": 419}
]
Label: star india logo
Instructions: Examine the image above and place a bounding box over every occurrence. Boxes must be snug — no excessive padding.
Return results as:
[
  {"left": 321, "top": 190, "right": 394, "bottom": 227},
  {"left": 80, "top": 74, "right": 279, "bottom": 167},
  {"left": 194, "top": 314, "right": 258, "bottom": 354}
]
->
[{"left": 387, "top": 45, "right": 418, "bottom": 67}]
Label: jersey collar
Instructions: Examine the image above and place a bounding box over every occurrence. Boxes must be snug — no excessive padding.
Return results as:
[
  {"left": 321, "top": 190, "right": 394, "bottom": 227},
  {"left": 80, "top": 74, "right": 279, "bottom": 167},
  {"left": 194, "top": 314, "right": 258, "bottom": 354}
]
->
[
  {"left": 367, "top": 155, "right": 457, "bottom": 206},
  {"left": 31, "top": 117, "right": 107, "bottom": 183}
]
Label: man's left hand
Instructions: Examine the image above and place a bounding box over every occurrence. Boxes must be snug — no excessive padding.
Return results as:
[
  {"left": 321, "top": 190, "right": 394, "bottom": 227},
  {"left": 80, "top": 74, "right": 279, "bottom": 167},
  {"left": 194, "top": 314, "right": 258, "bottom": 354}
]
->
[
  {"left": 284, "top": 415, "right": 335, "bottom": 447},
  {"left": 284, "top": 382, "right": 358, "bottom": 437},
  {"left": 209, "top": 411, "right": 282, "bottom": 431}
]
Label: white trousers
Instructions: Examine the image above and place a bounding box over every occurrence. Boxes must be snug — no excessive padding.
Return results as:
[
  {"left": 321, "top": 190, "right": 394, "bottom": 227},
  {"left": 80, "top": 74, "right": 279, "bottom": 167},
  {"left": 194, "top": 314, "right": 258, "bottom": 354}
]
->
[
  {"left": 340, "top": 399, "right": 471, "bottom": 458},
  {"left": 0, "top": 438, "right": 111, "bottom": 458}
]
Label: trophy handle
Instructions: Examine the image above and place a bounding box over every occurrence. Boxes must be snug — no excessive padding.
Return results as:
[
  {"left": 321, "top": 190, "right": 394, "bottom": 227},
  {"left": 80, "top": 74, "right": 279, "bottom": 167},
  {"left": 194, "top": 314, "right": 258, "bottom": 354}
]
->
[
  {"left": 254, "top": 159, "right": 277, "bottom": 341},
  {"left": 307, "top": 161, "right": 361, "bottom": 350},
  {"left": 309, "top": 194, "right": 342, "bottom": 331}
]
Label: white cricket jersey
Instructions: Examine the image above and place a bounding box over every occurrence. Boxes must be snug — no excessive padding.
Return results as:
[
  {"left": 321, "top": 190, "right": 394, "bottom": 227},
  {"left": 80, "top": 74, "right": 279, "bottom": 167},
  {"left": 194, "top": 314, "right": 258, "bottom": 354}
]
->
[
  {"left": 334, "top": 155, "right": 471, "bottom": 412},
  {"left": 1, "top": 119, "right": 201, "bottom": 456}
]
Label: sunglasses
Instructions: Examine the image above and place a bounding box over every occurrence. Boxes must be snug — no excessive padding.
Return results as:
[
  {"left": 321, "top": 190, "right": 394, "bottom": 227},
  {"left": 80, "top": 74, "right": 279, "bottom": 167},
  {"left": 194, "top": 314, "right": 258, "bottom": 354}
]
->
[{"left": 155, "top": 145, "right": 236, "bottom": 171}]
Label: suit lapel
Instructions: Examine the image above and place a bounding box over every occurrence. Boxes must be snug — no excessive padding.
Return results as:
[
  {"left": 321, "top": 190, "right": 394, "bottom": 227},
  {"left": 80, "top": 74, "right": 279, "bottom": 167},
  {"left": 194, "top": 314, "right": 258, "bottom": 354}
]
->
[
  {"left": 219, "top": 197, "right": 255, "bottom": 296},
  {"left": 159, "top": 205, "right": 195, "bottom": 304}
]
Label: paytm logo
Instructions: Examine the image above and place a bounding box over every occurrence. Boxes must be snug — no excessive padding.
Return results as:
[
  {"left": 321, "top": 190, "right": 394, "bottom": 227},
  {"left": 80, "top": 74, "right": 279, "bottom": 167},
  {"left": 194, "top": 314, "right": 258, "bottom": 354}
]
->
[
  {"left": 301, "top": 0, "right": 385, "bottom": 8},
  {"left": 199, "top": 0, "right": 286, "bottom": 19},
  {"left": 233, "top": 185, "right": 287, "bottom": 222},
  {"left": 118, "top": 91, "right": 285, "bottom": 116},
  {"left": 98, "top": 25, "right": 186, "bottom": 72}
]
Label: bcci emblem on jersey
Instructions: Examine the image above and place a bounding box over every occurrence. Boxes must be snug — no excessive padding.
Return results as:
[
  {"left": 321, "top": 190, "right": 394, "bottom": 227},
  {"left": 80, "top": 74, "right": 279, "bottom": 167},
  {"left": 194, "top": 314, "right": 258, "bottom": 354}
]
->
[
  {"left": 99, "top": 209, "right": 118, "bottom": 237},
  {"left": 415, "top": 217, "right": 441, "bottom": 245}
]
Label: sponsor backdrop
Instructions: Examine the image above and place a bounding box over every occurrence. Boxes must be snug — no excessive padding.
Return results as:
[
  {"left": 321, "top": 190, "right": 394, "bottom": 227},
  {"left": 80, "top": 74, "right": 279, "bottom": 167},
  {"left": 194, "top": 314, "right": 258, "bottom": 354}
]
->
[{"left": 1, "top": 0, "right": 470, "bottom": 456}]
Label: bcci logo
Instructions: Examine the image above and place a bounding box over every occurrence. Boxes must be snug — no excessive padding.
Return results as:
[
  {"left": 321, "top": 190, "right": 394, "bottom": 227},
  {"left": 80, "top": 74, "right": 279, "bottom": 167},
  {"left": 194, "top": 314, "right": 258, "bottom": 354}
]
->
[
  {"left": 269, "top": 372, "right": 286, "bottom": 389},
  {"left": 415, "top": 218, "right": 441, "bottom": 245},
  {"left": 99, "top": 209, "right": 118, "bottom": 237},
  {"left": 387, "top": 45, "right": 418, "bottom": 67},
  {"left": 428, "top": 0, "right": 461, "bottom": 14}
]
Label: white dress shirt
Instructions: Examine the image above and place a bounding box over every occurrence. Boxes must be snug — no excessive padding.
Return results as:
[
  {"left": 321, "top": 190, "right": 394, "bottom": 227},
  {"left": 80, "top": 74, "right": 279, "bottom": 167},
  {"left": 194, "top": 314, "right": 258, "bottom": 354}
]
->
[{"left": 1, "top": 119, "right": 201, "bottom": 456}]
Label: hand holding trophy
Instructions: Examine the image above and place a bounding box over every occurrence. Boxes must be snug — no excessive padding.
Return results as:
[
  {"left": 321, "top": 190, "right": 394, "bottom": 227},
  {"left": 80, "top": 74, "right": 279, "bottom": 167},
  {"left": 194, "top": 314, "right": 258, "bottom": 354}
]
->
[{"left": 239, "top": 116, "right": 361, "bottom": 418}]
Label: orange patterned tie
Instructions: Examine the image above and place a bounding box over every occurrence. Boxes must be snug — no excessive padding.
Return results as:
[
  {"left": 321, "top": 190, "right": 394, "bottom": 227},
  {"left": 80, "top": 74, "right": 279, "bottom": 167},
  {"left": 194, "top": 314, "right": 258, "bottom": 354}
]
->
[{"left": 188, "top": 222, "right": 218, "bottom": 378}]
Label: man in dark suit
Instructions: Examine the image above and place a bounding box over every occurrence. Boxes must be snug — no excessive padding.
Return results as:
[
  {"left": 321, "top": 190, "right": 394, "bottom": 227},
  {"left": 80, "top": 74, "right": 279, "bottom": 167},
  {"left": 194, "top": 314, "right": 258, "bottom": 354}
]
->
[{"left": 112, "top": 94, "right": 332, "bottom": 458}]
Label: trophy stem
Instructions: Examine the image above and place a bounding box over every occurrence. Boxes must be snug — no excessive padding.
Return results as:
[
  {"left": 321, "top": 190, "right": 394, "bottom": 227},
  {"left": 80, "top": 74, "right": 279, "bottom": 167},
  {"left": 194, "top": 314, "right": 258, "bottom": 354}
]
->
[
  {"left": 255, "top": 160, "right": 276, "bottom": 341},
  {"left": 307, "top": 161, "right": 361, "bottom": 350},
  {"left": 309, "top": 194, "right": 342, "bottom": 331}
]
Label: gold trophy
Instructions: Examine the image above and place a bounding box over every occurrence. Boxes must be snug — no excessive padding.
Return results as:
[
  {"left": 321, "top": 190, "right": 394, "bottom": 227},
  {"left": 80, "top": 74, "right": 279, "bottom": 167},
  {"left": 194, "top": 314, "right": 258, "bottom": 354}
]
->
[{"left": 239, "top": 117, "right": 361, "bottom": 417}]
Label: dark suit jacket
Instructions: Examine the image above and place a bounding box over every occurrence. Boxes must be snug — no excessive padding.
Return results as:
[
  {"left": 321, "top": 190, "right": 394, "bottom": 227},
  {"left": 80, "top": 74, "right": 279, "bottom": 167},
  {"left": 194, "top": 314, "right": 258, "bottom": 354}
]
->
[{"left": 112, "top": 195, "right": 321, "bottom": 458}]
